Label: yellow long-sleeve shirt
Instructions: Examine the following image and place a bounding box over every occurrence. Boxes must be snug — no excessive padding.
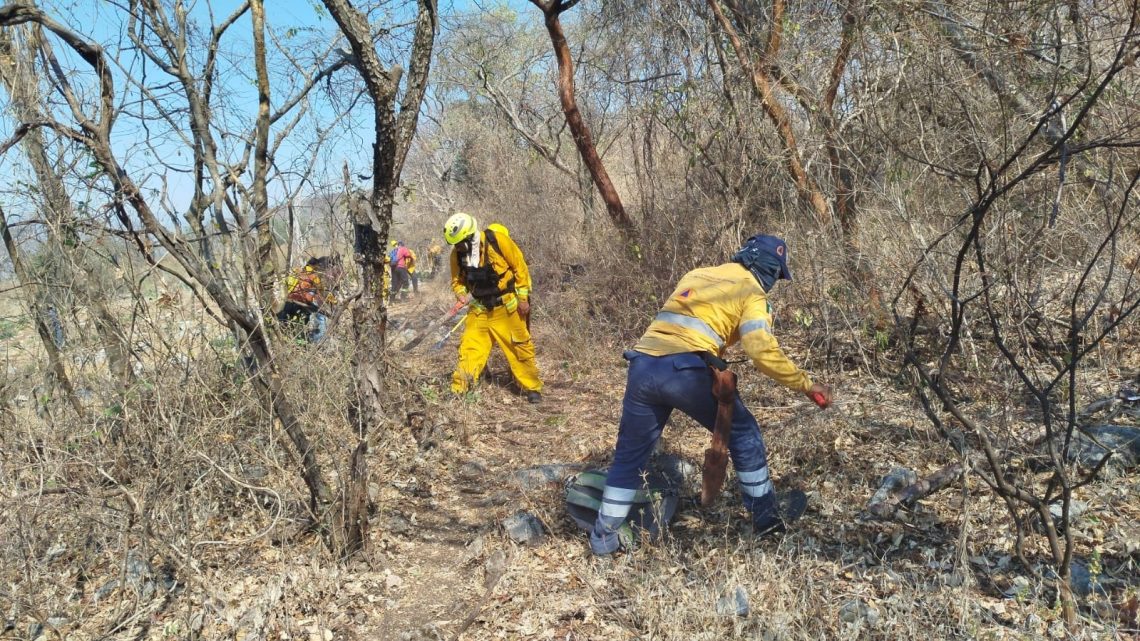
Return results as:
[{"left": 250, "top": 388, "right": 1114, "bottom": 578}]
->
[
  {"left": 450, "top": 230, "right": 532, "bottom": 304},
  {"left": 634, "top": 262, "right": 814, "bottom": 393}
]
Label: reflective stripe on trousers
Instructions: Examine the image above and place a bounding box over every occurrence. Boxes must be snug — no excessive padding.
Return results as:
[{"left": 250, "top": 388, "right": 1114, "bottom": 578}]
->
[
  {"left": 590, "top": 351, "right": 777, "bottom": 553},
  {"left": 589, "top": 486, "right": 636, "bottom": 555}
]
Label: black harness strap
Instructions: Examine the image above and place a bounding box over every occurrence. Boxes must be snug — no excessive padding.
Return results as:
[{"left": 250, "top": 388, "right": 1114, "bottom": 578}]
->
[{"left": 461, "top": 229, "right": 515, "bottom": 309}]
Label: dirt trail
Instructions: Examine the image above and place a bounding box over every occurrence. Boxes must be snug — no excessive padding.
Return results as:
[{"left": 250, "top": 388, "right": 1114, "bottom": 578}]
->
[{"left": 367, "top": 288, "right": 626, "bottom": 639}]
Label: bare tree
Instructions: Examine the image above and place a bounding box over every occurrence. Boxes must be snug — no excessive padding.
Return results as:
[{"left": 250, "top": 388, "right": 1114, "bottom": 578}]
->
[
  {"left": 0, "top": 0, "right": 373, "bottom": 554},
  {"left": 528, "top": 0, "right": 636, "bottom": 238},
  {"left": 317, "top": 0, "right": 436, "bottom": 555},
  {"left": 705, "top": 0, "right": 882, "bottom": 308},
  {"left": 0, "top": 24, "right": 133, "bottom": 402},
  {"left": 893, "top": 3, "right": 1140, "bottom": 624}
]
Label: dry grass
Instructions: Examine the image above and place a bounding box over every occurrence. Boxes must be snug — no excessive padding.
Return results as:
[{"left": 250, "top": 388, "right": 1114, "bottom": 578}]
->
[{"left": 1, "top": 268, "right": 1138, "bottom": 641}]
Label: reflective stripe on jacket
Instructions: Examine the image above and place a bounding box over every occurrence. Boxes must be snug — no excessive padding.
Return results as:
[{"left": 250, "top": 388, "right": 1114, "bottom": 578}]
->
[{"left": 633, "top": 262, "right": 813, "bottom": 393}]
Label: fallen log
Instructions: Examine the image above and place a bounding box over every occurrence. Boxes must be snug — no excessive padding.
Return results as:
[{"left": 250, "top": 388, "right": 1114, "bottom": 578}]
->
[{"left": 866, "top": 462, "right": 965, "bottom": 519}]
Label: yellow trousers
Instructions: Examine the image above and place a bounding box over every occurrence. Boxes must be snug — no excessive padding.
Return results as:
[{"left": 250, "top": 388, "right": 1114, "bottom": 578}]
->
[{"left": 451, "top": 304, "right": 542, "bottom": 393}]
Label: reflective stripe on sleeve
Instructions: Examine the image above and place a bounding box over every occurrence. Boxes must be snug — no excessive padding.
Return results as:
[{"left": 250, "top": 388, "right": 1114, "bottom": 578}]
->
[{"left": 739, "top": 318, "right": 772, "bottom": 337}]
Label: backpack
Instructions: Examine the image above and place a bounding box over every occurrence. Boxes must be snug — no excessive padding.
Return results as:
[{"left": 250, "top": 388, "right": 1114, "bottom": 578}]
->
[{"left": 564, "top": 468, "right": 680, "bottom": 544}]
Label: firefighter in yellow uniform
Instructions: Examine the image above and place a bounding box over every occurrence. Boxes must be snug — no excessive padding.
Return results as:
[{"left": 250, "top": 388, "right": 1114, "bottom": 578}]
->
[
  {"left": 443, "top": 212, "right": 543, "bottom": 402},
  {"left": 427, "top": 241, "right": 444, "bottom": 277}
]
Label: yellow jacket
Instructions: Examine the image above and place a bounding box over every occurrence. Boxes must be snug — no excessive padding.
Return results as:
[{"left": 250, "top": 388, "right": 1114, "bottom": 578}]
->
[
  {"left": 450, "top": 230, "right": 532, "bottom": 307},
  {"left": 634, "top": 262, "right": 813, "bottom": 392},
  {"left": 284, "top": 266, "right": 334, "bottom": 306}
]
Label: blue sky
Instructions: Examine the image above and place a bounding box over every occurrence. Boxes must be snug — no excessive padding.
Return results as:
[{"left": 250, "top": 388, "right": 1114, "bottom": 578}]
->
[{"left": 0, "top": 0, "right": 537, "bottom": 229}]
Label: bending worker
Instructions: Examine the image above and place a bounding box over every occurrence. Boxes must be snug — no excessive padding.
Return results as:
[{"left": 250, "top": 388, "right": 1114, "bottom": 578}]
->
[
  {"left": 443, "top": 212, "right": 543, "bottom": 403},
  {"left": 589, "top": 234, "right": 832, "bottom": 555}
]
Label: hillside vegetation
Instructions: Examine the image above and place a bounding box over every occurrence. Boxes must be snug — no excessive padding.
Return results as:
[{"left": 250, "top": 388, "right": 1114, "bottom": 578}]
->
[{"left": 1, "top": 0, "right": 1139, "bottom": 639}]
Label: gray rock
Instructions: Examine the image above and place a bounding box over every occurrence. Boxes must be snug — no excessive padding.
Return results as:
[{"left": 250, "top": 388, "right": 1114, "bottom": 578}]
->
[
  {"left": 94, "top": 579, "right": 120, "bottom": 602},
  {"left": 502, "top": 511, "right": 545, "bottom": 546},
  {"left": 27, "top": 622, "right": 44, "bottom": 640},
  {"left": 242, "top": 465, "right": 269, "bottom": 480},
  {"left": 839, "top": 599, "right": 879, "bottom": 625},
  {"left": 1026, "top": 613, "right": 1043, "bottom": 631},
  {"left": 385, "top": 513, "right": 413, "bottom": 535},
  {"left": 42, "top": 542, "right": 67, "bottom": 563},
  {"left": 476, "top": 492, "right": 512, "bottom": 507},
  {"left": 870, "top": 467, "right": 918, "bottom": 506},
  {"left": 93, "top": 553, "right": 163, "bottom": 601},
  {"left": 46, "top": 617, "right": 67, "bottom": 629},
  {"left": 1069, "top": 425, "right": 1140, "bottom": 473},
  {"left": 652, "top": 453, "right": 699, "bottom": 489},
  {"left": 1068, "top": 561, "right": 1105, "bottom": 597},
  {"left": 715, "top": 586, "right": 750, "bottom": 617},
  {"left": 1003, "top": 575, "right": 1034, "bottom": 599},
  {"left": 398, "top": 623, "right": 445, "bottom": 641},
  {"left": 126, "top": 553, "right": 151, "bottom": 584},
  {"left": 1042, "top": 560, "right": 1107, "bottom": 598},
  {"left": 159, "top": 569, "right": 178, "bottom": 592},
  {"left": 512, "top": 464, "right": 581, "bottom": 490},
  {"left": 484, "top": 549, "right": 507, "bottom": 582},
  {"left": 1048, "top": 500, "right": 1089, "bottom": 522},
  {"left": 458, "top": 460, "right": 488, "bottom": 479}
]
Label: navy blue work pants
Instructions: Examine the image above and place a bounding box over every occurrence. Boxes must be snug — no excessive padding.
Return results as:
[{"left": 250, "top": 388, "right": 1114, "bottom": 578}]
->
[{"left": 590, "top": 350, "right": 777, "bottom": 554}]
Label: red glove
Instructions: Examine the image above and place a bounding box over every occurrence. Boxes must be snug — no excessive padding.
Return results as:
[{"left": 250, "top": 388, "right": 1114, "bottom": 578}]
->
[{"left": 807, "top": 384, "right": 832, "bottom": 408}]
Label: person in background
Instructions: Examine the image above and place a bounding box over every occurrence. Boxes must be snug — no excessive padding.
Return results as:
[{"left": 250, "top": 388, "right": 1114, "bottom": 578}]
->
[
  {"left": 389, "top": 239, "right": 412, "bottom": 300},
  {"left": 406, "top": 243, "right": 420, "bottom": 296},
  {"left": 427, "top": 240, "right": 443, "bottom": 278},
  {"left": 279, "top": 256, "right": 337, "bottom": 343}
]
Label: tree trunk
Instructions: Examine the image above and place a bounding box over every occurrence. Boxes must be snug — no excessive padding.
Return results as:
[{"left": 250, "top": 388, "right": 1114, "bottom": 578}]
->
[
  {"left": 319, "top": 0, "right": 437, "bottom": 558},
  {"left": 250, "top": 0, "right": 276, "bottom": 312},
  {"left": 706, "top": 0, "right": 832, "bottom": 226},
  {"left": 0, "top": 24, "right": 136, "bottom": 387},
  {"left": 247, "top": 330, "right": 332, "bottom": 513},
  {"left": 531, "top": 0, "right": 636, "bottom": 239},
  {"left": 0, "top": 205, "right": 88, "bottom": 422},
  {"left": 343, "top": 440, "right": 370, "bottom": 557}
]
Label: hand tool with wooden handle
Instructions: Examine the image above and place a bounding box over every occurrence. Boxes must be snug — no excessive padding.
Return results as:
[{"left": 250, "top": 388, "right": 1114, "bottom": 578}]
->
[{"left": 701, "top": 365, "right": 738, "bottom": 507}]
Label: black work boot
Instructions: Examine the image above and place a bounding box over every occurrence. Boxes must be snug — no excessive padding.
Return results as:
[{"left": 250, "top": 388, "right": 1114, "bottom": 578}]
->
[
  {"left": 526, "top": 391, "right": 542, "bottom": 404},
  {"left": 753, "top": 489, "right": 808, "bottom": 538}
]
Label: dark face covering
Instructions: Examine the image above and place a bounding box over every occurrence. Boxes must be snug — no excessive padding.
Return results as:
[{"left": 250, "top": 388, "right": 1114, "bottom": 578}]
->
[
  {"left": 733, "top": 234, "right": 791, "bottom": 292},
  {"left": 741, "top": 253, "right": 783, "bottom": 292}
]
